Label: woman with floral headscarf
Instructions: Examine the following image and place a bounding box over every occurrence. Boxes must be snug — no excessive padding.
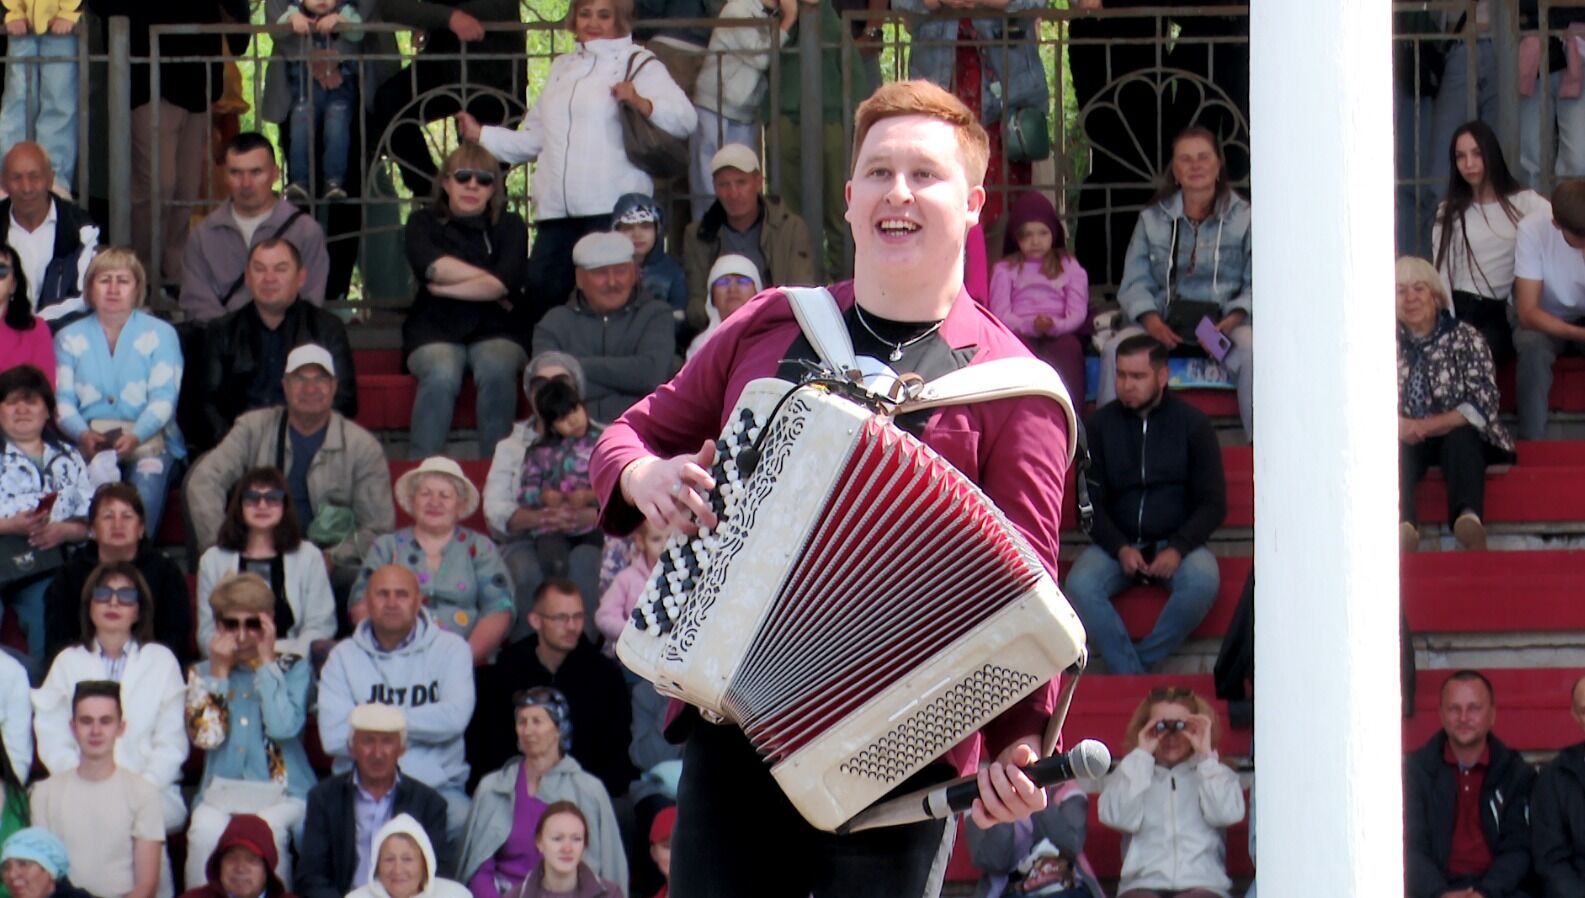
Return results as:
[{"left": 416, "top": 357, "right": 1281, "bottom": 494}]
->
[{"left": 456, "top": 688, "right": 627, "bottom": 898}]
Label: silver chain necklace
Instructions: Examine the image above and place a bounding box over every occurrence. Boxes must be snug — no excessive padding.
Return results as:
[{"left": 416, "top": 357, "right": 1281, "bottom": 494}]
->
[{"left": 854, "top": 303, "right": 946, "bottom": 362}]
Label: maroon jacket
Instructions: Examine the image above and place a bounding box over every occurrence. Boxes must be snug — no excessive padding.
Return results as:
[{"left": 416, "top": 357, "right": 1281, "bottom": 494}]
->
[
  {"left": 590, "top": 280, "right": 1072, "bottom": 773},
  {"left": 178, "top": 814, "right": 293, "bottom": 898}
]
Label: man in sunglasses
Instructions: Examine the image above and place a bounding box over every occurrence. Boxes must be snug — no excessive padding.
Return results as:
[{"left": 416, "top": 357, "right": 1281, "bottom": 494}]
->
[
  {"left": 531, "top": 232, "right": 673, "bottom": 423},
  {"left": 187, "top": 239, "right": 358, "bottom": 453}
]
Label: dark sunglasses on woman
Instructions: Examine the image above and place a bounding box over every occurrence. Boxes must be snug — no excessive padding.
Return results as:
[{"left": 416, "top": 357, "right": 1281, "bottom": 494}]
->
[
  {"left": 219, "top": 616, "right": 264, "bottom": 633},
  {"left": 451, "top": 168, "right": 497, "bottom": 187},
  {"left": 91, "top": 586, "right": 140, "bottom": 606},
  {"left": 242, "top": 488, "right": 286, "bottom": 506}
]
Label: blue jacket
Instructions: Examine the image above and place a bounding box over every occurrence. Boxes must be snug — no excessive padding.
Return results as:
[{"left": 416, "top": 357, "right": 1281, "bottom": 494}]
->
[
  {"left": 1117, "top": 191, "right": 1254, "bottom": 325},
  {"left": 188, "top": 654, "right": 316, "bottom": 800},
  {"left": 893, "top": 0, "right": 1050, "bottom": 124},
  {"left": 53, "top": 309, "right": 187, "bottom": 459}
]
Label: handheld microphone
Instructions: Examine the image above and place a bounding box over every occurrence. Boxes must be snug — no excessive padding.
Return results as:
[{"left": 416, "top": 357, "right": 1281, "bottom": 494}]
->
[{"left": 838, "top": 739, "right": 1113, "bottom": 833}]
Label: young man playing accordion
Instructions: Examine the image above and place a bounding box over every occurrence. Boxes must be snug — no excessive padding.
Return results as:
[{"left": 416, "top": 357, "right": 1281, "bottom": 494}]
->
[{"left": 591, "top": 79, "right": 1073, "bottom": 897}]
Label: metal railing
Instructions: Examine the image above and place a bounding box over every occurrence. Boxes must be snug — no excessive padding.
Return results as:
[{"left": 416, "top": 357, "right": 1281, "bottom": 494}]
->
[{"left": 51, "top": 0, "right": 1576, "bottom": 304}]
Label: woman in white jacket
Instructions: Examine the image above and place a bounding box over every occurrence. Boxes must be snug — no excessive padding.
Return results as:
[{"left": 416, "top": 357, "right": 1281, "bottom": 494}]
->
[
  {"left": 457, "top": 0, "right": 696, "bottom": 317},
  {"left": 346, "top": 813, "right": 471, "bottom": 898},
  {"left": 33, "top": 561, "right": 189, "bottom": 831},
  {"left": 196, "top": 467, "right": 336, "bottom": 658},
  {"left": 689, "top": 0, "right": 795, "bottom": 218},
  {"left": 1098, "top": 686, "right": 1246, "bottom": 898}
]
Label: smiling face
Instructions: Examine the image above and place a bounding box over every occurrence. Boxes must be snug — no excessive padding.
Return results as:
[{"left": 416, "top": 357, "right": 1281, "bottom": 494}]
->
[
  {"left": 846, "top": 115, "right": 984, "bottom": 290},
  {"left": 1396, "top": 278, "right": 1440, "bottom": 335},
  {"left": 411, "top": 473, "right": 462, "bottom": 531},
  {"left": 573, "top": 0, "right": 620, "bottom": 41},
  {"left": 375, "top": 834, "right": 427, "bottom": 898},
  {"left": 240, "top": 480, "right": 286, "bottom": 532},
  {"left": 1, "top": 859, "right": 55, "bottom": 898},
  {"left": 537, "top": 811, "right": 588, "bottom": 879}
]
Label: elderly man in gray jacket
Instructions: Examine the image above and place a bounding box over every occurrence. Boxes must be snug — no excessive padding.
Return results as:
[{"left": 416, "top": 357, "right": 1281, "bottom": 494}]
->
[
  {"left": 531, "top": 232, "right": 675, "bottom": 424},
  {"left": 184, "top": 344, "right": 394, "bottom": 620}
]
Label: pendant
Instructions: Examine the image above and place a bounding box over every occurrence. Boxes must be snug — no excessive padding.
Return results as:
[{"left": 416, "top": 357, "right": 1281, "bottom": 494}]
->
[{"left": 889, "top": 346, "right": 903, "bottom": 362}]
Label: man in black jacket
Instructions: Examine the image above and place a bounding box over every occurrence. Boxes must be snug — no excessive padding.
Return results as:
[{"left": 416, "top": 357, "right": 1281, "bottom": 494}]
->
[
  {"left": 1065, "top": 335, "right": 1226, "bottom": 674},
  {"left": 185, "top": 239, "right": 357, "bottom": 453},
  {"left": 0, "top": 143, "right": 99, "bottom": 330},
  {"left": 466, "top": 578, "right": 635, "bottom": 797},
  {"left": 1405, "top": 670, "right": 1536, "bottom": 898},
  {"left": 295, "top": 703, "right": 453, "bottom": 898},
  {"left": 1529, "top": 675, "right": 1585, "bottom": 897}
]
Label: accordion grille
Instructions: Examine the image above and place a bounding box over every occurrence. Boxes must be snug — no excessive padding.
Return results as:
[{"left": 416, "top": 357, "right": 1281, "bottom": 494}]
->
[{"left": 724, "top": 416, "right": 1044, "bottom": 764}]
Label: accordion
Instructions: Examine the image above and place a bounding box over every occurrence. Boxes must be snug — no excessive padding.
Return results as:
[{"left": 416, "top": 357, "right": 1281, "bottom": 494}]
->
[{"left": 617, "top": 374, "right": 1087, "bottom": 831}]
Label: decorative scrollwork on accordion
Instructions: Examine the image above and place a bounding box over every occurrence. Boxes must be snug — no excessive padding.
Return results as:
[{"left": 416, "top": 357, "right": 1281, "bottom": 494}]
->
[
  {"left": 663, "top": 397, "right": 814, "bottom": 662},
  {"left": 838, "top": 665, "right": 1041, "bottom": 783}
]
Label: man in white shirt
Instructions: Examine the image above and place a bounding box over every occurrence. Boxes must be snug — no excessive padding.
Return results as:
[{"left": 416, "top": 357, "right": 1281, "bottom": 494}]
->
[
  {"left": 0, "top": 142, "right": 98, "bottom": 328},
  {"left": 1512, "top": 179, "right": 1585, "bottom": 439},
  {"left": 179, "top": 132, "right": 331, "bottom": 321},
  {"left": 30, "top": 681, "right": 163, "bottom": 898}
]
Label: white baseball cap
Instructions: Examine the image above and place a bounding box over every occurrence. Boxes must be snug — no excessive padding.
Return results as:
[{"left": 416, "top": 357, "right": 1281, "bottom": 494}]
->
[
  {"left": 285, "top": 344, "right": 335, "bottom": 377},
  {"left": 710, "top": 144, "right": 760, "bottom": 175}
]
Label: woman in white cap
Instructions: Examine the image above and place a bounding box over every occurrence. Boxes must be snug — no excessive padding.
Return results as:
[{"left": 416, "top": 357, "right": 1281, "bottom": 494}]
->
[
  {"left": 349, "top": 458, "right": 514, "bottom": 665},
  {"left": 346, "top": 814, "right": 469, "bottom": 898},
  {"left": 685, "top": 254, "right": 762, "bottom": 359},
  {"left": 403, "top": 142, "right": 531, "bottom": 461}
]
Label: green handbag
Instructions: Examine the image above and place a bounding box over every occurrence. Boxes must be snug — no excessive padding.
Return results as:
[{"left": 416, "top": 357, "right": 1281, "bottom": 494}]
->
[{"left": 1006, "top": 106, "right": 1051, "bottom": 164}]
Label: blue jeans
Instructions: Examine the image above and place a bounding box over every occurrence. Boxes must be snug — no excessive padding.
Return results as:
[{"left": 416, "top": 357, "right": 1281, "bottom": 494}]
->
[
  {"left": 1064, "top": 542, "right": 1221, "bottom": 674},
  {"left": 1, "top": 573, "right": 50, "bottom": 662},
  {"left": 1520, "top": 70, "right": 1585, "bottom": 183},
  {"left": 123, "top": 450, "right": 181, "bottom": 541},
  {"left": 406, "top": 339, "right": 527, "bottom": 458},
  {"left": 0, "top": 34, "right": 79, "bottom": 186},
  {"left": 287, "top": 59, "right": 357, "bottom": 188}
]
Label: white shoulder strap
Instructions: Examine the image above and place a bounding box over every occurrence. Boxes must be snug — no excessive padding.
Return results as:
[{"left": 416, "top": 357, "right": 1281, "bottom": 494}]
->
[
  {"left": 784, "top": 287, "right": 860, "bottom": 378},
  {"left": 783, "top": 287, "right": 1078, "bottom": 462},
  {"left": 895, "top": 358, "right": 1079, "bottom": 462}
]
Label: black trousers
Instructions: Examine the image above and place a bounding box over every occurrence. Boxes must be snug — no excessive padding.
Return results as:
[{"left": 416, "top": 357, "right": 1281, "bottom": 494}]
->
[
  {"left": 1452, "top": 290, "right": 1517, "bottom": 365},
  {"left": 670, "top": 722, "right": 953, "bottom": 898},
  {"left": 1400, "top": 424, "right": 1502, "bottom": 524}
]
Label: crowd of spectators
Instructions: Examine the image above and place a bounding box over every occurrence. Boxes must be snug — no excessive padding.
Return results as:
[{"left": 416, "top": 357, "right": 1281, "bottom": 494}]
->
[{"left": 0, "top": 1, "right": 1582, "bottom": 897}]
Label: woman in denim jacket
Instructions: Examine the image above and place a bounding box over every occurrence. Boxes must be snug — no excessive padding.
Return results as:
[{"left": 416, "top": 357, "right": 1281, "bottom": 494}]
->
[{"left": 1103, "top": 126, "right": 1254, "bottom": 437}]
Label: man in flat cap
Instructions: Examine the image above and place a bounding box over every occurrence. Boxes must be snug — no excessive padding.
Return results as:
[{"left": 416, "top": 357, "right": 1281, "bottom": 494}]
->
[
  {"left": 531, "top": 232, "right": 675, "bottom": 422},
  {"left": 295, "top": 703, "right": 453, "bottom": 898}
]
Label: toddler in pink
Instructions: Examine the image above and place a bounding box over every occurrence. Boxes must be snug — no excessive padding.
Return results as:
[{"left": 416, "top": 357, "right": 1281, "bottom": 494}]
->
[
  {"left": 595, "top": 520, "right": 668, "bottom": 654},
  {"left": 988, "top": 191, "right": 1090, "bottom": 401}
]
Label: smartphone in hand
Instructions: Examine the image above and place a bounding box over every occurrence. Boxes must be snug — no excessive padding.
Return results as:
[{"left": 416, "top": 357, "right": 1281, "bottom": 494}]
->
[
  {"left": 33, "top": 492, "right": 58, "bottom": 516},
  {"left": 1195, "top": 315, "right": 1234, "bottom": 362}
]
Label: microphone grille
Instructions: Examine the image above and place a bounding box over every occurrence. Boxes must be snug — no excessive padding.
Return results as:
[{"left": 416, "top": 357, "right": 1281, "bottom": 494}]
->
[{"left": 1072, "top": 739, "right": 1113, "bottom": 779}]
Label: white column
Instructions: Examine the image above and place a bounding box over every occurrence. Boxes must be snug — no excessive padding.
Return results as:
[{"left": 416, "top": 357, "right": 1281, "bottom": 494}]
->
[{"left": 1250, "top": 0, "right": 1402, "bottom": 893}]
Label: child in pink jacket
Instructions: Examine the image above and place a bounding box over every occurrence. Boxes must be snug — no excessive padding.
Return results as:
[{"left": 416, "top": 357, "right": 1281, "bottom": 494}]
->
[
  {"left": 988, "top": 191, "right": 1090, "bottom": 401},
  {"left": 594, "top": 521, "right": 668, "bottom": 655}
]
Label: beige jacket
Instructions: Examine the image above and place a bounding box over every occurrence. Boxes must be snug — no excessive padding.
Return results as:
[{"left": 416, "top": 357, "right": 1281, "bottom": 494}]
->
[{"left": 184, "top": 407, "right": 394, "bottom": 565}]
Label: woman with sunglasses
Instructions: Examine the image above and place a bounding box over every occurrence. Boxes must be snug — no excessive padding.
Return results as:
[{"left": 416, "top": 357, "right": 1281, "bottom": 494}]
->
[
  {"left": 402, "top": 142, "right": 530, "bottom": 460},
  {"left": 33, "top": 560, "right": 189, "bottom": 832},
  {"left": 184, "top": 571, "right": 313, "bottom": 889},
  {"left": 485, "top": 352, "right": 595, "bottom": 639},
  {"left": 52, "top": 247, "right": 187, "bottom": 535},
  {"left": 0, "top": 364, "right": 91, "bottom": 666},
  {"left": 0, "top": 245, "right": 53, "bottom": 389},
  {"left": 685, "top": 254, "right": 761, "bottom": 360},
  {"left": 44, "top": 482, "right": 193, "bottom": 668},
  {"left": 458, "top": 688, "right": 626, "bottom": 898},
  {"left": 196, "top": 467, "right": 335, "bottom": 658},
  {"left": 1098, "top": 687, "right": 1244, "bottom": 898}
]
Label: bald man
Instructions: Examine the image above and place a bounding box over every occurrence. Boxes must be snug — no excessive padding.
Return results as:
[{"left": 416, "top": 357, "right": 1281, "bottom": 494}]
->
[
  {"left": 317, "top": 564, "right": 476, "bottom": 843},
  {"left": 1531, "top": 676, "right": 1585, "bottom": 895},
  {"left": 0, "top": 142, "right": 98, "bottom": 328}
]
